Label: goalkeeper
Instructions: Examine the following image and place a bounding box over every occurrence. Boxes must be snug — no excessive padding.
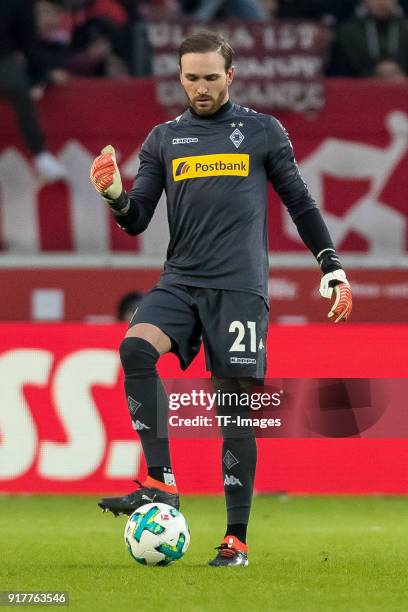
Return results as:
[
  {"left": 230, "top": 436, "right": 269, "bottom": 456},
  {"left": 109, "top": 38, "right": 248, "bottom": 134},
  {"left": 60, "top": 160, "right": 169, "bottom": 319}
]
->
[{"left": 90, "top": 31, "right": 352, "bottom": 567}]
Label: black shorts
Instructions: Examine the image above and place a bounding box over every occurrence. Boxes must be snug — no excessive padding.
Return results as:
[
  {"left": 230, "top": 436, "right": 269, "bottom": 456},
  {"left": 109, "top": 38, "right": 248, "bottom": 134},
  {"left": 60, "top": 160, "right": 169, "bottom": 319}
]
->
[{"left": 129, "top": 283, "right": 269, "bottom": 379}]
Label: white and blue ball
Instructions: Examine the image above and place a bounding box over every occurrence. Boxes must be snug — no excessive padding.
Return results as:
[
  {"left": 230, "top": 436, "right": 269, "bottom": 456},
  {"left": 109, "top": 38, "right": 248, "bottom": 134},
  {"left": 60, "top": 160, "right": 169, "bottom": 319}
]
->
[{"left": 124, "top": 502, "right": 190, "bottom": 566}]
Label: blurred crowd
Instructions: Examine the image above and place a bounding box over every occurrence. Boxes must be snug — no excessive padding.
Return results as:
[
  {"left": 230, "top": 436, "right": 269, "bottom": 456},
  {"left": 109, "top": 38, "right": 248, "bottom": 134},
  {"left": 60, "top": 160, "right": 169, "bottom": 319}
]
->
[
  {"left": 1, "top": 0, "right": 407, "bottom": 179},
  {"left": 3, "top": 0, "right": 408, "bottom": 81}
]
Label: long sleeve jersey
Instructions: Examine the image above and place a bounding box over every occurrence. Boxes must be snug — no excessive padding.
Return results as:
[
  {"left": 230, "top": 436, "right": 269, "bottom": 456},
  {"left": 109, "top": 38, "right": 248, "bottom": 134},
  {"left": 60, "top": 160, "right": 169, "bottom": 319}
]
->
[{"left": 116, "top": 100, "right": 317, "bottom": 300}]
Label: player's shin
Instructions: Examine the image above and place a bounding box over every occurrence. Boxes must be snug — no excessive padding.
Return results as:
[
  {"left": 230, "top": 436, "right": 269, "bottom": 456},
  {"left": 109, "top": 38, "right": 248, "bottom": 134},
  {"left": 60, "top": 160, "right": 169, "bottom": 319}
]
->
[
  {"left": 213, "top": 378, "right": 257, "bottom": 545},
  {"left": 119, "top": 337, "right": 177, "bottom": 491},
  {"left": 222, "top": 433, "right": 257, "bottom": 543}
]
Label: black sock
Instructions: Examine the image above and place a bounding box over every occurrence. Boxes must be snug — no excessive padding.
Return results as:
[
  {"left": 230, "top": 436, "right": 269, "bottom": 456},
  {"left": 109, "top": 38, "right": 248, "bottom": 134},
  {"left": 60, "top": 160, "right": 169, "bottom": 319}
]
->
[
  {"left": 119, "top": 338, "right": 174, "bottom": 479},
  {"left": 221, "top": 435, "right": 257, "bottom": 525},
  {"left": 213, "top": 378, "right": 257, "bottom": 532},
  {"left": 225, "top": 523, "right": 247, "bottom": 544}
]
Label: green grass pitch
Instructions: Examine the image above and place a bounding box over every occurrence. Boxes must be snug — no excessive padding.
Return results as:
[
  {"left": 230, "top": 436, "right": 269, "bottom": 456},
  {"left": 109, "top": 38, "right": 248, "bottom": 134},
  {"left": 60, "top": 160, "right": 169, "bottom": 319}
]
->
[{"left": 2, "top": 495, "right": 408, "bottom": 611}]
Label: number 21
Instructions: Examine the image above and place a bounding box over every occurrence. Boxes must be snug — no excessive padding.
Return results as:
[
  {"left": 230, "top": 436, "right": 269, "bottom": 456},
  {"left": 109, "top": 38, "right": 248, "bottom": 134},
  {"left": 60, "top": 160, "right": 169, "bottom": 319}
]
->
[{"left": 229, "top": 321, "right": 256, "bottom": 352}]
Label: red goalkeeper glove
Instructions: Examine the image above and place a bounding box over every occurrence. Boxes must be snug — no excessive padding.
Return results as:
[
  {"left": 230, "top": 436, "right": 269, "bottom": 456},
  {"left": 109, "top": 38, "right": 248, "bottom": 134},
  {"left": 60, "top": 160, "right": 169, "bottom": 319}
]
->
[
  {"left": 90, "top": 145, "right": 128, "bottom": 213},
  {"left": 319, "top": 270, "right": 353, "bottom": 322}
]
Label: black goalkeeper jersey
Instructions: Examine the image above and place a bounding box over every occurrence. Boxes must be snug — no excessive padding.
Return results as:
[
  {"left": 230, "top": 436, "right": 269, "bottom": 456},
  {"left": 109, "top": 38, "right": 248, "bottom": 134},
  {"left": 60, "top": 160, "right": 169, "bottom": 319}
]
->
[{"left": 116, "top": 100, "right": 316, "bottom": 300}]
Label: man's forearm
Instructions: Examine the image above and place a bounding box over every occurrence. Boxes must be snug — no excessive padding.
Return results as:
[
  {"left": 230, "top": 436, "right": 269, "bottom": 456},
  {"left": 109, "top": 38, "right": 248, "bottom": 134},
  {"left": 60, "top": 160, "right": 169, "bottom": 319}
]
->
[
  {"left": 108, "top": 191, "right": 152, "bottom": 236},
  {"left": 294, "top": 208, "right": 343, "bottom": 272},
  {"left": 295, "top": 207, "right": 352, "bottom": 321},
  {"left": 104, "top": 190, "right": 130, "bottom": 214}
]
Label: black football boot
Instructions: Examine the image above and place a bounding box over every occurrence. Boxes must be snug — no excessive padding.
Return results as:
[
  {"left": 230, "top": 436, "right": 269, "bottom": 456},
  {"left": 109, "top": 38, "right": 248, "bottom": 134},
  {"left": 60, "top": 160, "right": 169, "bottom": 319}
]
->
[
  {"left": 208, "top": 536, "right": 249, "bottom": 567},
  {"left": 98, "top": 480, "right": 180, "bottom": 517}
]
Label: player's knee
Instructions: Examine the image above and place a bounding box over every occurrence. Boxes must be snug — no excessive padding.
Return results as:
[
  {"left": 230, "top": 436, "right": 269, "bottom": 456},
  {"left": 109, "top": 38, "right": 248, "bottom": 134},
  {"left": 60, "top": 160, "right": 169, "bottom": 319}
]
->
[{"left": 119, "top": 337, "right": 160, "bottom": 378}]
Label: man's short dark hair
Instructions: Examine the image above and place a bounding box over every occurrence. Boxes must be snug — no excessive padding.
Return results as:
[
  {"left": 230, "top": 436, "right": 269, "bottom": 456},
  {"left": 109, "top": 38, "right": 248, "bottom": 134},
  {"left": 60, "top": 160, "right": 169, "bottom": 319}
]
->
[{"left": 178, "top": 31, "right": 234, "bottom": 72}]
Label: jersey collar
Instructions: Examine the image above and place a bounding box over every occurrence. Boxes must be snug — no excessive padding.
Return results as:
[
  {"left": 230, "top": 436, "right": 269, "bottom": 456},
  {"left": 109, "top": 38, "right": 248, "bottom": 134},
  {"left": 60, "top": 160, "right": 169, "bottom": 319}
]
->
[{"left": 188, "top": 100, "right": 233, "bottom": 121}]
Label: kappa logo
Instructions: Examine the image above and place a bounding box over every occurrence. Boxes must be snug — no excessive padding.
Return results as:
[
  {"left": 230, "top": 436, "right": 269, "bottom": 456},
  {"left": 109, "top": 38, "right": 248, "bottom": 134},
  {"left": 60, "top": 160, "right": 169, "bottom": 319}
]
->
[
  {"left": 230, "top": 357, "right": 257, "bottom": 365},
  {"left": 172, "top": 154, "right": 249, "bottom": 182},
  {"left": 132, "top": 419, "right": 151, "bottom": 431},
  {"left": 172, "top": 137, "right": 199, "bottom": 144},
  {"left": 224, "top": 474, "right": 243, "bottom": 487}
]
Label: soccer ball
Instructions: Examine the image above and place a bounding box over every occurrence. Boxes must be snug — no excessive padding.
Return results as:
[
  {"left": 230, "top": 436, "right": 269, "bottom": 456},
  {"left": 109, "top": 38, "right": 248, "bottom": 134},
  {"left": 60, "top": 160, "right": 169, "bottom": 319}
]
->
[{"left": 124, "top": 502, "right": 190, "bottom": 566}]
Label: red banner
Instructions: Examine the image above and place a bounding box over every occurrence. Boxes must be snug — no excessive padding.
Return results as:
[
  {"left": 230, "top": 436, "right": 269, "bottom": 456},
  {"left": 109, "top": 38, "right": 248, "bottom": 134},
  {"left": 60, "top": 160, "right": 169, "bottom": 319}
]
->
[
  {"left": 148, "top": 20, "right": 327, "bottom": 113},
  {"left": 1, "top": 323, "right": 408, "bottom": 494},
  {"left": 0, "top": 79, "right": 407, "bottom": 259},
  {"left": 0, "top": 267, "right": 406, "bottom": 322}
]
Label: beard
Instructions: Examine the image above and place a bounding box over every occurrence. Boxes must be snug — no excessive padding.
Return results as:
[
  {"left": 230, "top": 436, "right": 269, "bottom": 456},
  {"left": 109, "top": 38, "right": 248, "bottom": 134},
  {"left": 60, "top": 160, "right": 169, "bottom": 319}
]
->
[{"left": 188, "top": 84, "right": 228, "bottom": 116}]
